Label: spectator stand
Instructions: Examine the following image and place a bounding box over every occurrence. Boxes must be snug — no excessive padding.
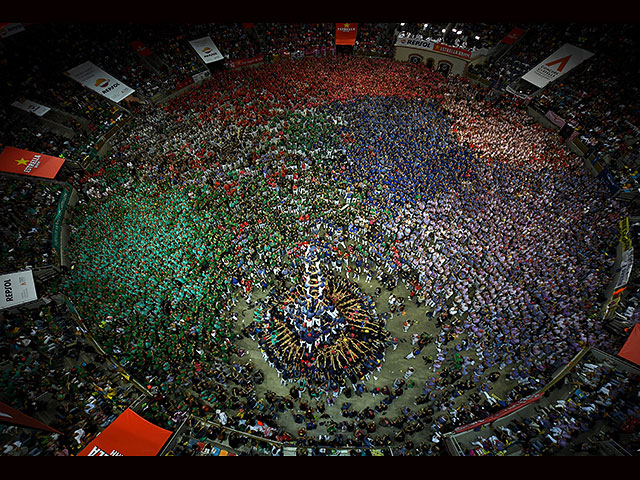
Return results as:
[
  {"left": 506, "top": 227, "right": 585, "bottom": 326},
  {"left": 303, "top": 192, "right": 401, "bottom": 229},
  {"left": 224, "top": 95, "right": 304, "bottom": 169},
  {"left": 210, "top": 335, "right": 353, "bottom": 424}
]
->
[
  {"left": 443, "top": 347, "right": 640, "bottom": 456},
  {"left": 0, "top": 296, "right": 148, "bottom": 456}
]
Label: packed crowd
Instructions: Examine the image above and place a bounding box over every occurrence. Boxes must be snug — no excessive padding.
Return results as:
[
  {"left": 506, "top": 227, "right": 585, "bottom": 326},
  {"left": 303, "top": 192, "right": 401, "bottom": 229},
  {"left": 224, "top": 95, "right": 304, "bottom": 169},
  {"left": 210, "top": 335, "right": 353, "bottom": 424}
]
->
[
  {"left": 0, "top": 177, "right": 62, "bottom": 273},
  {"left": 1, "top": 21, "right": 638, "bottom": 455},
  {"left": 471, "top": 24, "right": 640, "bottom": 177},
  {"left": 48, "top": 55, "right": 631, "bottom": 454},
  {"left": 0, "top": 298, "right": 145, "bottom": 456},
  {"left": 458, "top": 352, "right": 640, "bottom": 456}
]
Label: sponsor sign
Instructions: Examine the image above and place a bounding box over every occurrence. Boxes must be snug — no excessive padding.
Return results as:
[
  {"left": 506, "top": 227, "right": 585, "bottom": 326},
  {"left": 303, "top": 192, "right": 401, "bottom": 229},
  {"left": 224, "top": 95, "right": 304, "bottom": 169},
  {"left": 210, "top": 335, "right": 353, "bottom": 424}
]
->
[
  {"left": 336, "top": 23, "right": 358, "bottom": 46},
  {"left": 78, "top": 409, "right": 173, "bottom": 456},
  {"left": 396, "top": 36, "right": 471, "bottom": 60},
  {"left": 11, "top": 98, "right": 51, "bottom": 117},
  {"left": 396, "top": 36, "right": 435, "bottom": 51},
  {"left": 189, "top": 36, "right": 224, "bottom": 64},
  {"left": 433, "top": 43, "right": 471, "bottom": 60},
  {"left": 66, "top": 61, "right": 135, "bottom": 103},
  {"left": 0, "top": 23, "right": 25, "bottom": 38},
  {"left": 521, "top": 43, "right": 594, "bottom": 89},
  {"left": 0, "top": 270, "right": 38, "bottom": 311},
  {"left": 0, "top": 146, "right": 65, "bottom": 179}
]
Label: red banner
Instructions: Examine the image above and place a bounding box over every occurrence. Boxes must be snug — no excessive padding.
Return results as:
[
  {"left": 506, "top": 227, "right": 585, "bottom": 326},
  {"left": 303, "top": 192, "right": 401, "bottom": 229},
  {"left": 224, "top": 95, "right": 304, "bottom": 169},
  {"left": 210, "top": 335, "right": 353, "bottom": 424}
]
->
[
  {"left": 78, "top": 408, "right": 173, "bottom": 456},
  {"left": 242, "top": 23, "right": 254, "bottom": 29},
  {"left": 618, "top": 324, "right": 640, "bottom": 367},
  {"left": 0, "top": 401, "right": 61, "bottom": 434},
  {"left": 130, "top": 40, "right": 153, "bottom": 57},
  {"left": 336, "top": 23, "right": 358, "bottom": 46},
  {"left": 433, "top": 43, "right": 472, "bottom": 60},
  {"left": 453, "top": 392, "right": 543, "bottom": 434},
  {"left": 0, "top": 146, "right": 65, "bottom": 179},
  {"left": 227, "top": 55, "right": 265, "bottom": 69},
  {"left": 501, "top": 27, "right": 525, "bottom": 45}
]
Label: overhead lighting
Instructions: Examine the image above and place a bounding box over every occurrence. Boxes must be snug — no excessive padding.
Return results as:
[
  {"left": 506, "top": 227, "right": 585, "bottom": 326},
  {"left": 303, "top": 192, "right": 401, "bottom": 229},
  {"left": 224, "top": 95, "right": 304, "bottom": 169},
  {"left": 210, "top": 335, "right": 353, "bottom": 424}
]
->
[
  {"left": 441, "top": 28, "right": 446, "bottom": 33},
  {"left": 475, "top": 35, "right": 480, "bottom": 40},
  {"left": 452, "top": 28, "right": 457, "bottom": 33},
  {"left": 400, "top": 23, "right": 405, "bottom": 26},
  {"left": 457, "top": 30, "right": 462, "bottom": 35}
]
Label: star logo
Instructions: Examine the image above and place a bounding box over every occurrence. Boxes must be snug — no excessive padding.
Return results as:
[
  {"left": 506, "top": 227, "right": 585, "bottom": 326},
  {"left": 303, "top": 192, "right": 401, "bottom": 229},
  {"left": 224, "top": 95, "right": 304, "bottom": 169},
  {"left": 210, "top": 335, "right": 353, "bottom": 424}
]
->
[
  {"left": 344, "top": 23, "right": 350, "bottom": 28},
  {"left": 16, "top": 158, "right": 28, "bottom": 166}
]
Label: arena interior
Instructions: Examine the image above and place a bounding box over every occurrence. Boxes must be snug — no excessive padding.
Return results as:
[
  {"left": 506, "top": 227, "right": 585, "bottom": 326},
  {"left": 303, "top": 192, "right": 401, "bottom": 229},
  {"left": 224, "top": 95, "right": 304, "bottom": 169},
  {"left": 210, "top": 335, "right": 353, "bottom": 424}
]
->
[{"left": 1, "top": 21, "right": 640, "bottom": 457}]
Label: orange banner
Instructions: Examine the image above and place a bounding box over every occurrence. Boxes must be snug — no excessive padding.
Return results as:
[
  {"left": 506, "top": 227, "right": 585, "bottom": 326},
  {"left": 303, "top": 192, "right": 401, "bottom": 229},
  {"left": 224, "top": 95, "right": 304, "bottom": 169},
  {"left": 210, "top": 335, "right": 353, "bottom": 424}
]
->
[
  {"left": 0, "top": 146, "right": 65, "bottom": 179},
  {"left": 336, "top": 23, "right": 358, "bottom": 46},
  {"left": 78, "top": 408, "right": 173, "bottom": 456}
]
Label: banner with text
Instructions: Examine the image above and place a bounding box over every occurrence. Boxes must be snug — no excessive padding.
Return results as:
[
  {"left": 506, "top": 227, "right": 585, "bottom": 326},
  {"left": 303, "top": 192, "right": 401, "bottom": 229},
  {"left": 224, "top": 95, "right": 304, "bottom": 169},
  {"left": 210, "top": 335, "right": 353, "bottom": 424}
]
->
[
  {"left": 0, "top": 146, "right": 65, "bottom": 179},
  {"left": 0, "top": 23, "right": 25, "bottom": 38},
  {"left": 189, "top": 36, "right": 224, "bottom": 64},
  {"left": 521, "top": 43, "right": 594, "bottom": 89},
  {"left": 78, "top": 408, "right": 173, "bottom": 456},
  {"left": 0, "top": 270, "right": 38, "bottom": 311},
  {"left": 433, "top": 43, "right": 472, "bottom": 60},
  {"left": 11, "top": 98, "right": 51, "bottom": 117},
  {"left": 66, "top": 61, "right": 135, "bottom": 103},
  {"left": 336, "top": 23, "right": 358, "bottom": 46}
]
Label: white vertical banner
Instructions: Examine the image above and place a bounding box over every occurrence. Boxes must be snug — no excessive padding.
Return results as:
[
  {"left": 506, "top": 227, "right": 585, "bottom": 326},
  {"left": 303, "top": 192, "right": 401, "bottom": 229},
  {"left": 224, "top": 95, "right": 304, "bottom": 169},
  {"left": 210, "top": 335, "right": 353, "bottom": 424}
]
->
[
  {"left": 521, "top": 43, "right": 594, "bottom": 89},
  {"left": 1, "top": 270, "right": 38, "bottom": 310},
  {"left": 0, "top": 23, "right": 25, "bottom": 38},
  {"left": 11, "top": 98, "right": 51, "bottom": 117},
  {"left": 189, "top": 36, "right": 224, "bottom": 64},
  {"left": 66, "top": 61, "right": 135, "bottom": 103}
]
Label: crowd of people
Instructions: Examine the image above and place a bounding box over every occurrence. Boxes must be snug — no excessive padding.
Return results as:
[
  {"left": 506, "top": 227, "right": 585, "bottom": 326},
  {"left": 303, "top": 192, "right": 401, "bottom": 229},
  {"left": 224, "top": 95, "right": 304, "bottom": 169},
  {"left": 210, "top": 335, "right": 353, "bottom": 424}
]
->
[
  {"left": 458, "top": 352, "right": 640, "bottom": 456},
  {"left": 0, "top": 178, "right": 62, "bottom": 273},
  {"left": 1, "top": 24, "right": 639, "bottom": 456}
]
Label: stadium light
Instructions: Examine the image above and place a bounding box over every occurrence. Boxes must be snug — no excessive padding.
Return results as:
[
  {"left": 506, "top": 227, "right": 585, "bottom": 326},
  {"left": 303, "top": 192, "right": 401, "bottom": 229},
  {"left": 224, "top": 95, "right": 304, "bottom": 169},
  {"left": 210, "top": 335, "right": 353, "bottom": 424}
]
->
[
  {"left": 452, "top": 28, "right": 457, "bottom": 33},
  {"left": 475, "top": 35, "right": 480, "bottom": 40},
  {"left": 441, "top": 28, "right": 446, "bottom": 33}
]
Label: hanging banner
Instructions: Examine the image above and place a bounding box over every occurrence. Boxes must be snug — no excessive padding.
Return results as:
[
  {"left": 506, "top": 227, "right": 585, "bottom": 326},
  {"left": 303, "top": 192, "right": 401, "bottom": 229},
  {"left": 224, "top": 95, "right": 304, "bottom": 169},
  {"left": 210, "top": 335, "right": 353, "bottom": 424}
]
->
[
  {"left": 453, "top": 391, "right": 544, "bottom": 434},
  {"left": 0, "top": 23, "right": 25, "bottom": 38},
  {"left": 615, "top": 248, "right": 634, "bottom": 289},
  {"left": 618, "top": 324, "right": 640, "bottom": 367},
  {"left": 501, "top": 27, "right": 525, "bottom": 45},
  {"left": 0, "top": 146, "right": 66, "bottom": 179},
  {"left": 66, "top": 61, "right": 135, "bottom": 103},
  {"left": 11, "top": 98, "right": 51, "bottom": 117},
  {"left": 130, "top": 40, "right": 153, "bottom": 57},
  {"left": 78, "top": 408, "right": 173, "bottom": 456},
  {"left": 433, "top": 43, "right": 472, "bottom": 60},
  {"left": 0, "top": 401, "right": 60, "bottom": 433},
  {"left": 521, "top": 43, "right": 594, "bottom": 89},
  {"left": 0, "top": 270, "right": 38, "bottom": 311},
  {"left": 395, "top": 35, "right": 435, "bottom": 50},
  {"left": 189, "top": 36, "right": 224, "bottom": 64},
  {"left": 336, "top": 23, "right": 358, "bottom": 46}
]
